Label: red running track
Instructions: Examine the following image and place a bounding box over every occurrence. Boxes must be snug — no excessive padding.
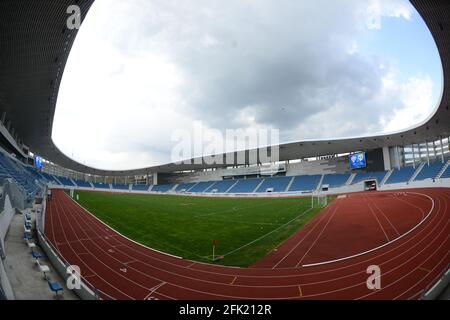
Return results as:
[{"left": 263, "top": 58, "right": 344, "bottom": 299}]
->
[{"left": 44, "top": 188, "right": 450, "bottom": 300}]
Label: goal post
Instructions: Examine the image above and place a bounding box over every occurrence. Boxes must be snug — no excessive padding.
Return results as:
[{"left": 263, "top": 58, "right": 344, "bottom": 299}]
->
[{"left": 311, "top": 194, "right": 328, "bottom": 208}]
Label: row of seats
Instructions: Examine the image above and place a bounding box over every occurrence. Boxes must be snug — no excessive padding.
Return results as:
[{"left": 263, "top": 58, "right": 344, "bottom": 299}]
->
[
  {"left": 0, "top": 150, "right": 448, "bottom": 197},
  {"left": 0, "top": 153, "right": 40, "bottom": 199},
  {"left": 23, "top": 210, "right": 64, "bottom": 299},
  {"left": 132, "top": 184, "right": 150, "bottom": 191},
  {"left": 414, "top": 161, "right": 445, "bottom": 181},
  {"left": 441, "top": 161, "right": 450, "bottom": 179}
]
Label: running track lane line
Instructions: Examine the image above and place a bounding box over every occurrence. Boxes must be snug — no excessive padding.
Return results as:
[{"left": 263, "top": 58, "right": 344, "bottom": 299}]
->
[
  {"left": 46, "top": 189, "right": 450, "bottom": 298},
  {"left": 302, "top": 191, "right": 435, "bottom": 267}
]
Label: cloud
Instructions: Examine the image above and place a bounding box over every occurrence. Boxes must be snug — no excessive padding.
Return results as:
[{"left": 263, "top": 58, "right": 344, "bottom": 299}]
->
[
  {"left": 362, "top": 0, "right": 413, "bottom": 30},
  {"left": 52, "top": 0, "right": 437, "bottom": 170}
]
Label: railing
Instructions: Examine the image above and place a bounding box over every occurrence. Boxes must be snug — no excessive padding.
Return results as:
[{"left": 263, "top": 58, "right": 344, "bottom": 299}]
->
[
  {"left": 419, "top": 263, "right": 450, "bottom": 300},
  {"left": 36, "top": 188, "right": 115, "bottom": 300}
]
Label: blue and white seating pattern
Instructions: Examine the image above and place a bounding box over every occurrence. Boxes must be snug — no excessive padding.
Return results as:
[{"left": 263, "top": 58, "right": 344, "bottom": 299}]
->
[
  {"left": 385, "top": 167, "right": 416, "bottom": 184},
  {"left": 256, "top": 176, "right": 291, "bottom": 192},
  {"left": 189, "top": 181, "right": 216, "bottom": 193},
  {"left": 92, "top": 182, "right": 110, "bottom": 189},
  {"left": 132, "top": 184, "right": 150, "bottom": 191},
  {"left": 414, "top": 162, "right": 445, "bottom": 181},
  {"left": 228, "top": 178, "right": 263, "bottom": 193},
  {"left": 288, "top": 175, "right": 321, "bottom": 192},
  {"left": 74, "top": 179, "right": 91, "bottom": 188},
  {"left": 152, "top": 184, "right": 175, "bottom": 192},
  {"left": 321, "top": 173, "right": 350, "bottom": 188},
  {"left": 206, "top": 180, "right": 237, "bottom": 193},
  {"left": 112, "top": 184, "right": 129, "bottom": 190},
  {"left": 175, "top": 183, "right": 196, "bottom": 192}
]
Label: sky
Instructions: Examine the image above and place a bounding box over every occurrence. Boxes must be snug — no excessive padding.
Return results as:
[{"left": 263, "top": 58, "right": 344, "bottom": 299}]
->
[{"left": 52, "top": 0, "right": 442, "bottom": 170}]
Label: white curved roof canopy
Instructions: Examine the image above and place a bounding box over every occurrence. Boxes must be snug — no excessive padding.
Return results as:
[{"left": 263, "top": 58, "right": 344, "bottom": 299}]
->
[{"left": 0, "top": 0, "right": 449, "bottom": 177}]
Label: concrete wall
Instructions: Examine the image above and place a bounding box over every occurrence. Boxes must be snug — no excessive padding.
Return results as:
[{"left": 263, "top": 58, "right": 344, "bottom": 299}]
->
[{"left": 0, "top": 195, "right": 16, "bottom": 299}]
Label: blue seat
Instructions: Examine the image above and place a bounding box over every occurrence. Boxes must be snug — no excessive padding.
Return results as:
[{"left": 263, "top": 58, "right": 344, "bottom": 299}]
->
[
  {"left": 288, "top": 175, "right": 322, "bottom": 192},
  {"left": 31, "top": 251, "right": 42, "bottom": 260},
  {"left": 414, "top": 162, "right": 445, "bottom": 181},
  {"left": 47, "top": 281, "right": 63, "bottom": 298},
  {"left": 23, "top": 233, "right": 33, "bottom": 242}
]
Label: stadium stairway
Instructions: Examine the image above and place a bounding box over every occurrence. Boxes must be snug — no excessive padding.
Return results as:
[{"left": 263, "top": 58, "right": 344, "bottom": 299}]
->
[
  {"left": 288, "top": 175, "right": 321, "bottom": 192},
  {"left": 380, "top": 169, "right": 394, "bottom": 185},
  {"left": 437, "top": 159, "right": 450, "bottom": 179},
  {"left": 316, "top": 174, "right": 325, "bottom": 190},
  {"left": 415, "top": 161, "right": 447, "bottom": 181},
  {"left": 204, "top": 180, "right": 237, "bottom": 193},
  {"left": 255, "top": 176, "right": 292, "bottom": 193},
  {"left": 284, "top": 176, "right": 295, "bottom": 192},
  {"left": 228, "top": 178, "right": 264, "bottom": 193},
  {"left": 346, "top": 173, "right": 356, "bottom": 185},
  {"left": 321, "top": 173, "right": 350, "bottom": 188},
  {"left": 0, "top": 153, "right": 41, "bottom": 199},
  {"left": 409, "top": 162, "right": 426, "bottom": 183},
  {"left": 385, "top": 166, "right": 416, "bottom": 184},
  {"left": 190, "top": 181, "right": 216, "bottom": 193}
]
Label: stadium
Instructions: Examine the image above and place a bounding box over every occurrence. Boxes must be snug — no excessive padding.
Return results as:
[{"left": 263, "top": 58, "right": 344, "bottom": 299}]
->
[{"left": 0, "top": 0, "right": 449, "bottom": 304}]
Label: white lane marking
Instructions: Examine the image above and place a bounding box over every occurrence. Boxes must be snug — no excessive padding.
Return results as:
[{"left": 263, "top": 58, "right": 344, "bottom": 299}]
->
[{"left": 302, "top": 192, "right": 434, "bottom": 267}]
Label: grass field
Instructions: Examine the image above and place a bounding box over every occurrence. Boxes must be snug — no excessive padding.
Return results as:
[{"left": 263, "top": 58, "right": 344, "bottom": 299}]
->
[{"left": 71, "top": 191, "right": 329, "bottom": 267}]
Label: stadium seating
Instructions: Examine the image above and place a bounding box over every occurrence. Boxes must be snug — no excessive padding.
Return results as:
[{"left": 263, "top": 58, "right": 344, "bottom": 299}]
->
[
  {"left": 0, "top": 153, "right": 40, "bottom": 198},
  {"left": 112, "top": 184, "right": 129, "bottom": 190},
  {"left": 385, "top": 166, "right": 416, "bottom": 184},
  {"left": 74, "top": 179, "right": 91, "bottom": 188},
  {"left": 92, "top": 182, "right": 110, "bottom": 189},
  {"left": 189, "top": 181, "right": 216, "bottom": 193},
  {"left": 152, "top": 184, "right": 175, "bottom": 192},
  {"left": 205, "top": 180, "right": 237, "bottom": 193},
  {"left": 414, "top": 161, "right": 445, "bottom": 181},
  {"left": 352, "top": 171, "right": 388, "bottom": 184},
  {"left": 228, "top": 178, "right": 263, "bottom": 193},
  {"left": 256, "top": 176, "right": 292, "bottom": 192},
  {"left": 57, "top": 176, "right": 76, "bottom": 187},
  {"left": 132, "top": 184, "right": 150, "bottom": 191},
  {"left": 441, "top": 162, "right": 450, "bottom": 179},
  {"left": 321, "top": 173, "right": 350, "bottom": 188},
  {"left": 288, "top": 175, "right": 321, "bottom": 192},
  {"left": 40, "top": 172, "right": 61, "bottom": 185},
  {"left": 175, "top": 183, "right": 196, "bottom": 192}
]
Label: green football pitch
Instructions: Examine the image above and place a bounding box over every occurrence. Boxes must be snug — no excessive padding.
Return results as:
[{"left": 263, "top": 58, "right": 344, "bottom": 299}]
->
[{"left": 71, "top": 191, "right": 328, "bottom": 267}]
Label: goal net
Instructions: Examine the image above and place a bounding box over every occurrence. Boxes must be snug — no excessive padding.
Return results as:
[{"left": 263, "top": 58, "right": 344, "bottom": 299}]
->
[{"left": 311, "top": 194, "right": 328, "bottom": 208}]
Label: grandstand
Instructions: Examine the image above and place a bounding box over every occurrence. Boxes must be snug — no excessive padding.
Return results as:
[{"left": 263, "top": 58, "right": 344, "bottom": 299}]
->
[
  {"left": 228, "top": 178, "right": 264, "bottom": 193},
  {"left": 131, "top": 184, "right": 150, "bottom": 191},
  {"left": 73, "top": 179, "right": 91, "bottom": 188},
  {"left": 321, "top": 173, "right": 351, "bottom": 188},
  {"left": 0, "top": 0, "right": 448, "bottom": 302},
  {"left": 92, "top": 182, "right": 110, "bottom": 189},
  {"left": 414, "top": 161, "right": 446, "bottom": 181},
  {"left": 385, "top": 166, "right": 416, "bottom": 184},
  {"left": 189, "top": 181, "right": 216, "bottom": 193},
  {"left": 256, "top": 176, "right": 292, "bottom": 193},
  {"left": 288, "top": 175, "right": 322, "bottom": 192},
  {"left": 352, "top": 171, "right": 388, "bottom": 185}
]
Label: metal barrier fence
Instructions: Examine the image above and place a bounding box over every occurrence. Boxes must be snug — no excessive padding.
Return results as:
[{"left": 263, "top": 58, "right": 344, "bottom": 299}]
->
[{"left": 36, "top": 187, "right": 115, "bottom": 300}]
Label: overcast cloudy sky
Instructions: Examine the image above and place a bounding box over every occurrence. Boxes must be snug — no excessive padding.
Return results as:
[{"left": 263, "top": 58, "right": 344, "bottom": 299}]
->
[{"left": 52, "top": 0, "right": 442, "bottom": 170}]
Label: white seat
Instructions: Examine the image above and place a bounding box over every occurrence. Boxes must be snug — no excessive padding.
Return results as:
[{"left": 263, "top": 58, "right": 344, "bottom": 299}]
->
[
  {"left": 39, "top": 264, "right": 50, "bottom": 279},
  {"left": 39, "top": 264, "right": 50, "bottom": 273}
]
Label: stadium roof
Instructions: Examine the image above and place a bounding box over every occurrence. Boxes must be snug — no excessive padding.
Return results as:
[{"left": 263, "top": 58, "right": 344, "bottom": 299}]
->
[{"left": 0, "top": 0, "right": 449, "bottom": 177}]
